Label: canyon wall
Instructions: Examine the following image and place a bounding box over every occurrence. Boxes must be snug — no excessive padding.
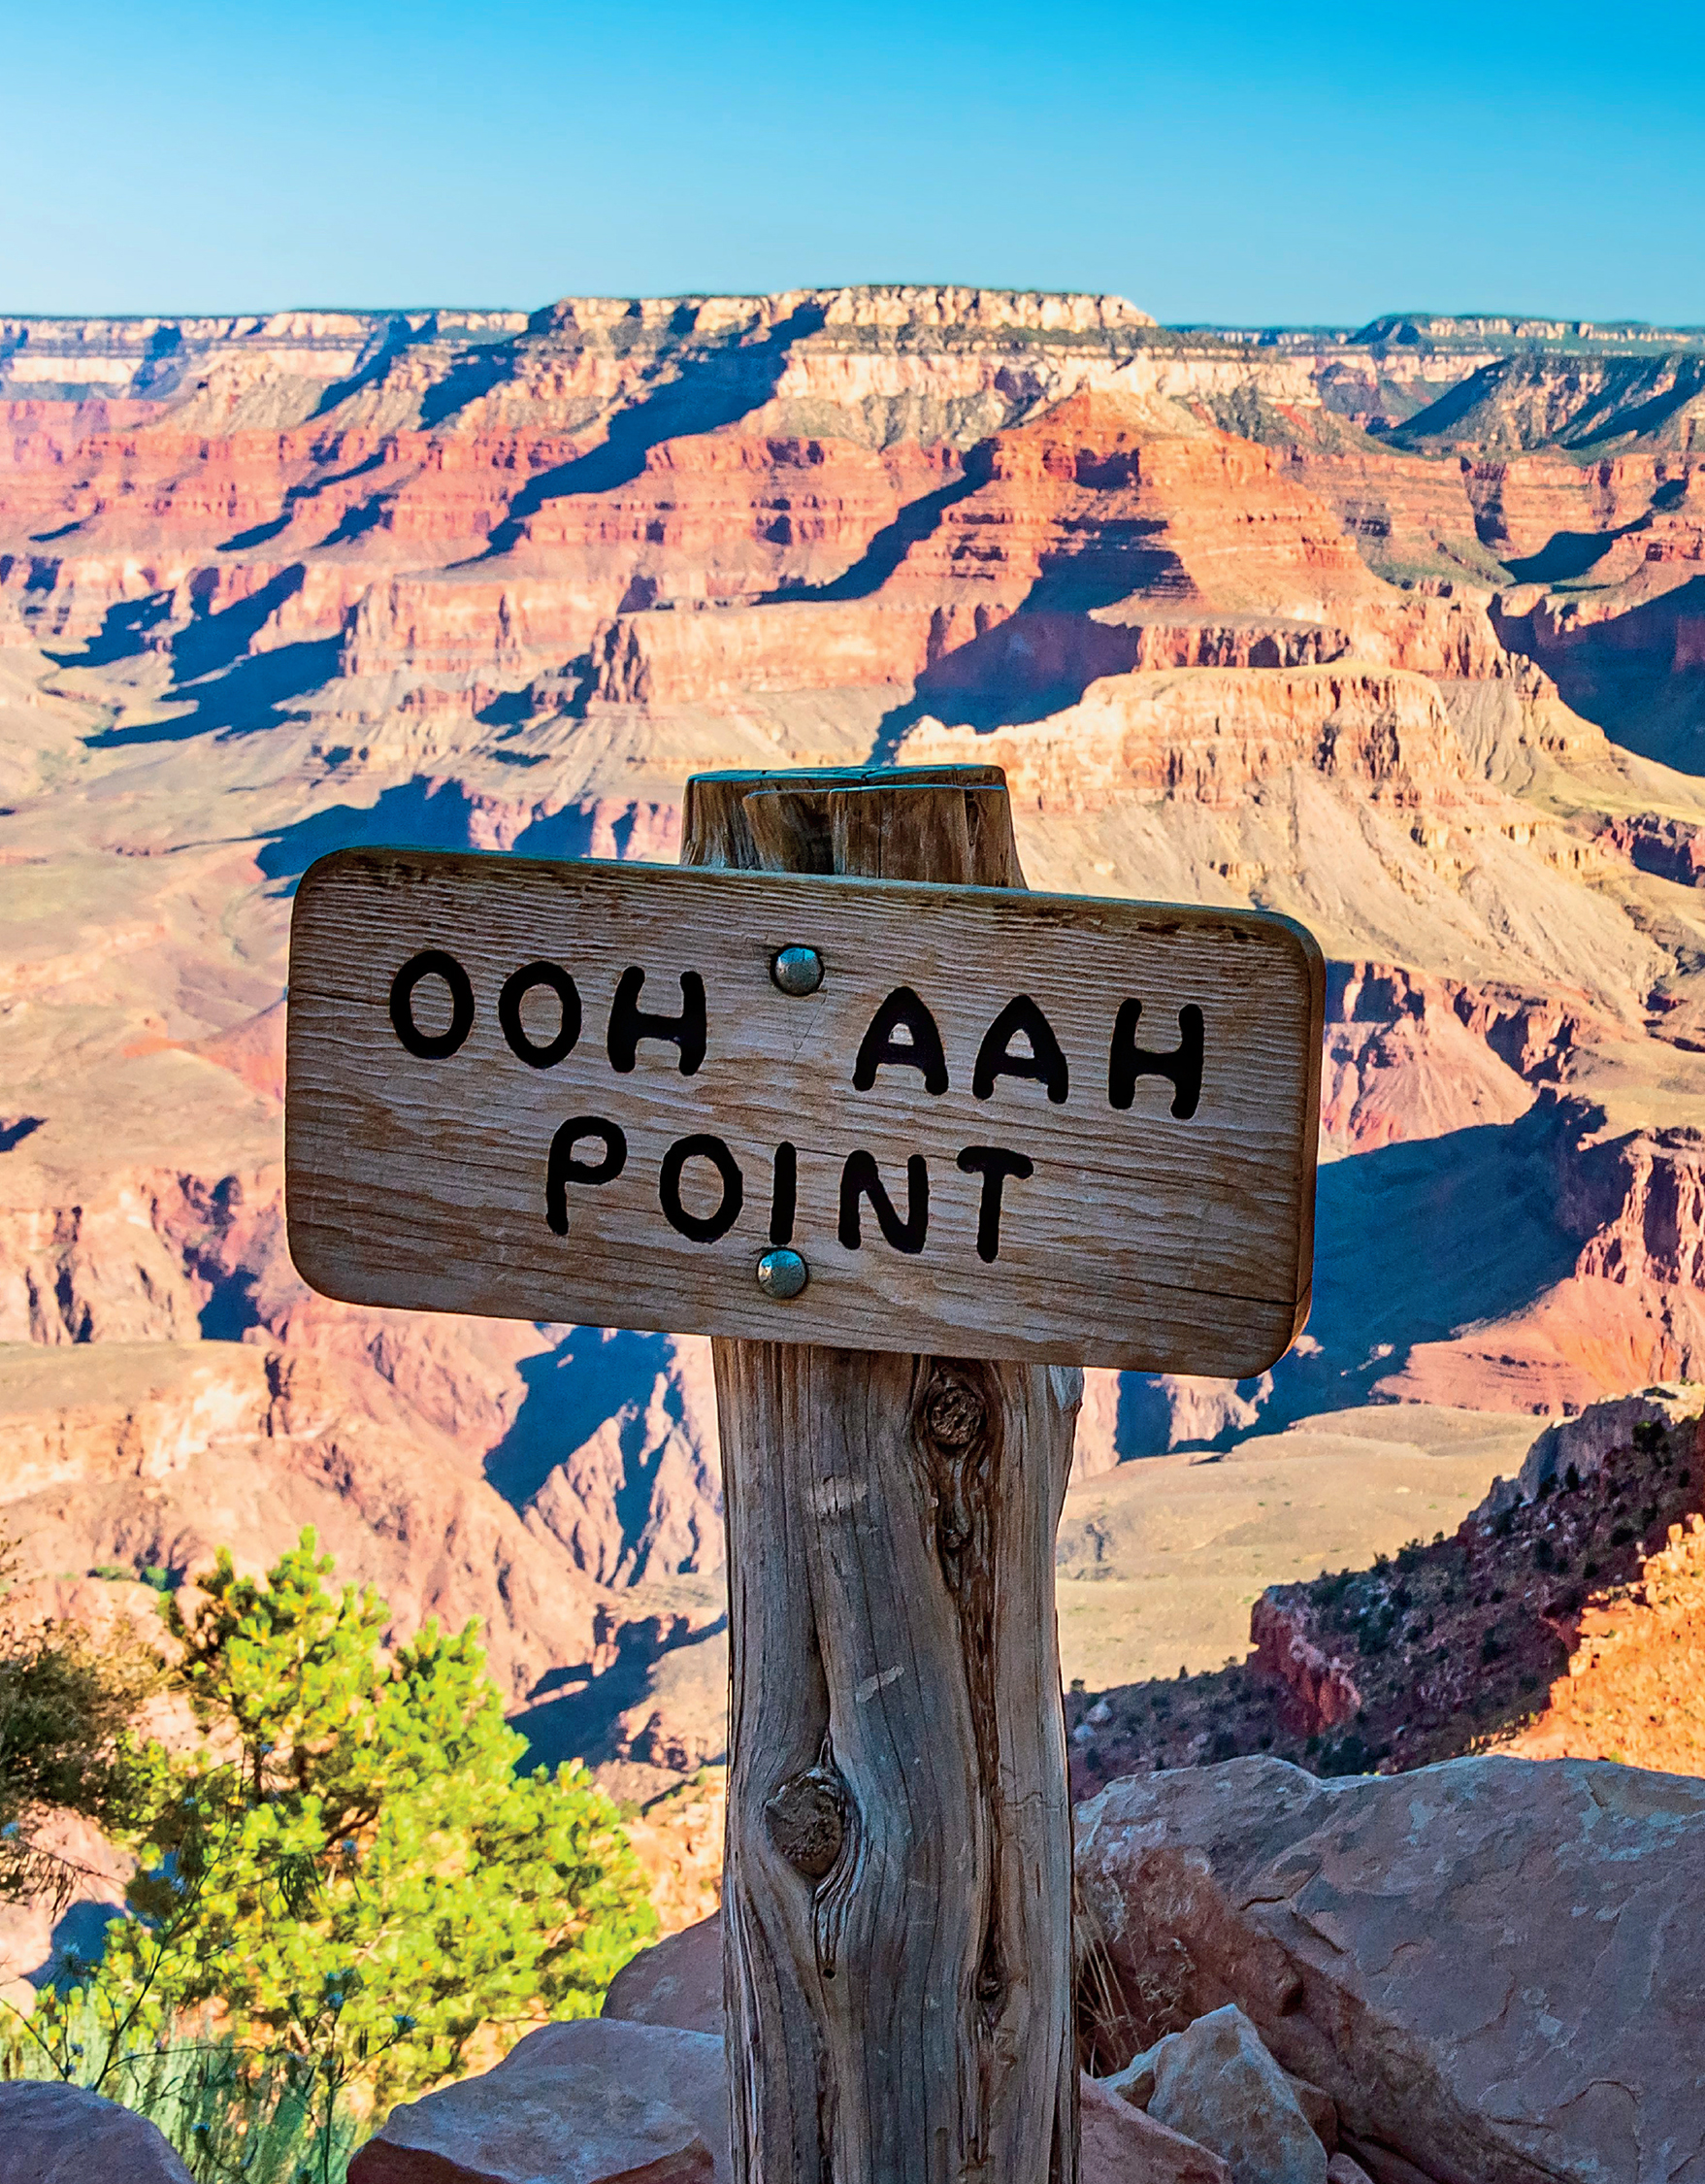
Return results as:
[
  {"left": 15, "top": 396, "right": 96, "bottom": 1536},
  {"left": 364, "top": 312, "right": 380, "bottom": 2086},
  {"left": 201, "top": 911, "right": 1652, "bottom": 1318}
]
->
[{"left": 3, "top": 287, "right": 1705, "bottom": 1811}]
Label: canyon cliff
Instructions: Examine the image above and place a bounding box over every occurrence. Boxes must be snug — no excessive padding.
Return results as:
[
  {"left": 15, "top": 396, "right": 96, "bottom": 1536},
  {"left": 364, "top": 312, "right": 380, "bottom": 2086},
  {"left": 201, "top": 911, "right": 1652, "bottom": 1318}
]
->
[{"left": 2, "top": 287, "right": 1704, "bottom": 1838}]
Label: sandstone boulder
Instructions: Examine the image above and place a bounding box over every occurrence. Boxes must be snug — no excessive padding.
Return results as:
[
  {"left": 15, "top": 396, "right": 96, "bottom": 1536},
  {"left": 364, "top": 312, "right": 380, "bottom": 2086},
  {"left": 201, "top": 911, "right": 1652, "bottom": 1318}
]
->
[
  {"left": 1284, "top": 2072, "right": 1339, "bottom": 2155},
  {"left": 1076, "top": 1754, "right": 1705, "bottom": 2184},
  {"left": 351, "top": 2019, "right": 725, "bottom": 2184},
  {"left": 0, "top": 2082, "right": 193, "bottom": 2183},
  {"left": 364, "top": 2000, "right": 1243, "bottom": 2184},
  {"left": 1103, "top": 2003, "right": 1326, "bottom": 2184},
  {"left": 1079, "top": 2070, "right": 1231, "bottom": 2184},
  {"left": 603, "top": 1910, "right": 724, "bottom": 2034}
]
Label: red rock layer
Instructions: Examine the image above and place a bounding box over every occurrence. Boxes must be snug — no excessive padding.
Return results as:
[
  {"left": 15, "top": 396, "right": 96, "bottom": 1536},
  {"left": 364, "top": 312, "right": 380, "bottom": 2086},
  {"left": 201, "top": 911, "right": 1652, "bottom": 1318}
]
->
[
  {"left": 1467, "top": 452, "right": 1705, "bottom": 564},
  {"left": 514, "top": 434, "right": 956, "bottom": 594},
  {"left": 0, "top": 378, "right": 1522, "bottom": 714}
]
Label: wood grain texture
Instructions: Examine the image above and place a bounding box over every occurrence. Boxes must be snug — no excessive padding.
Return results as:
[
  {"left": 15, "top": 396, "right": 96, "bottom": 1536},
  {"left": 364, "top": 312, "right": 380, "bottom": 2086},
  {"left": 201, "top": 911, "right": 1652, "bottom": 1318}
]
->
[
  {"left": 285, "top": 781, "right": 1322, "bottom": 1377},
  {"left": 687, "top": 766, "right": 1080, "bottom": 2184}
]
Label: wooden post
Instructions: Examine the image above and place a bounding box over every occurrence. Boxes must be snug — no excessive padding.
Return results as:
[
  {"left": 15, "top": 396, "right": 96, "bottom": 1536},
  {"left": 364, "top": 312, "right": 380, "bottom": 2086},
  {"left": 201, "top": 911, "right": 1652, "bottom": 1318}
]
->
[{"left": 681, "top": 765, "right": 1082, "bottom": 2184}]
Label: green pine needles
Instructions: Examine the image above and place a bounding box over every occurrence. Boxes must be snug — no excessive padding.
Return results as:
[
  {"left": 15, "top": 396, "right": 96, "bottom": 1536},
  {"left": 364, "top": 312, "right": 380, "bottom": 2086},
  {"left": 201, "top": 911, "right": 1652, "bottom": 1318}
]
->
[{"left": 5, "top": 1530, "right": 658, "bottom": 2175}]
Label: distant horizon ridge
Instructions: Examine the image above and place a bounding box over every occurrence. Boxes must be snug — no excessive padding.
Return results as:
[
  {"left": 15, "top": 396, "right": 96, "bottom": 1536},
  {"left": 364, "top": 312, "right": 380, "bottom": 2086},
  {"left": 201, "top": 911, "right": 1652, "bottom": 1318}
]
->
[{"left": 3, "top": 290, "right": 1705, "bottom": 338}]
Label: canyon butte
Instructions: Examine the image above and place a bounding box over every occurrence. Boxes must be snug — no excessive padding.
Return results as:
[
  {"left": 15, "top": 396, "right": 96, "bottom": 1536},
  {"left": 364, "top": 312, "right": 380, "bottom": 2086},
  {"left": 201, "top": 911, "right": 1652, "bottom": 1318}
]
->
[{"left": 2, "top": 286, "right": 1705, "bottom": 1882}]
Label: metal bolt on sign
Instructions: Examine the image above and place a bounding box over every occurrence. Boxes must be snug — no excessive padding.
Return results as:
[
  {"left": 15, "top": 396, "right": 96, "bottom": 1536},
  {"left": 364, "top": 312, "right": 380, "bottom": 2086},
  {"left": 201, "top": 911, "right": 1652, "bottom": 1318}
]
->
[
  {"left": 771, "top": 944, "right": 825, "bottom": 996},
  {"left": 756, "top": 1247, "right": 809, "bottom": 1300}
]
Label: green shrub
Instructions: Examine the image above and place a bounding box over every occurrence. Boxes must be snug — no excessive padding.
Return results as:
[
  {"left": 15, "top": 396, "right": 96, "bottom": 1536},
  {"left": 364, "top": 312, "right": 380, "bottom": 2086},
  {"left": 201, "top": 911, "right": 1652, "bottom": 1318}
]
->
[{"left": 5, "top": 1530, "right": 658, "bottom": 2168}]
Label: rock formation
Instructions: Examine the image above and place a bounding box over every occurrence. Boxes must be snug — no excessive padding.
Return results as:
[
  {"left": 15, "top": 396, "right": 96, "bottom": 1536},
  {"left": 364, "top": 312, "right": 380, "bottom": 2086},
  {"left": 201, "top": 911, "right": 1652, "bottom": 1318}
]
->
[
  {"left": 350, "top": 2019, "right": 726, "bottom": 2184},
  {"left": 0, "top": 2082, "right": 195, "bottom": 2183},
  {"left": 346, "top": 1738, "right": 1705, "bottom": 2184},
  {"left": 1076, "top": 1753, "right": 1705, "bottom": 2183},
  {"left": 1077, "top": 2074, "right": 1236, "bottom": 2184},
  {"left": 1102, "top": 2003, "right": 1328, "bottom": 2184},
  {"left": 1065, "top": 1390, "right": 1705, "bottom": 1790},
  {"left": 4, "top": 285, "right": 1705, "bottom": 1852}
]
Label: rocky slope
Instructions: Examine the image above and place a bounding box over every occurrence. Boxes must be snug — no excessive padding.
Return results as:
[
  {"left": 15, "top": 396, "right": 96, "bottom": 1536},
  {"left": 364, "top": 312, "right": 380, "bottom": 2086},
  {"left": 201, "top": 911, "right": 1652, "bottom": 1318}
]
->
[
  {"left": 1064, "top": 1388, "right": 1705, "bottom": 1792},
  {"left": 4, "top": 286, "right": 1705, "bottom": 1831}
]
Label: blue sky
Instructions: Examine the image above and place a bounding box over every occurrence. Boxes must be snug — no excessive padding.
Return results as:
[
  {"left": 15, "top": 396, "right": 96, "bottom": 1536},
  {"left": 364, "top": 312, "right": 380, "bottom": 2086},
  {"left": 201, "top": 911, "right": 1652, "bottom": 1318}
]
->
[{"left": 4, "top": 0, "right": 1701, "bottom": 324}]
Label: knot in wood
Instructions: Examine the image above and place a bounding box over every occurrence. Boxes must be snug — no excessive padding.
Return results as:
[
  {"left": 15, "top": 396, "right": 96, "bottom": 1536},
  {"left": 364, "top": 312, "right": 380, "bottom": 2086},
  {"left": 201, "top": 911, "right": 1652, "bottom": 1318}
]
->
[
  {"left": 765, "top": 1769, "right": 846, "bottom": 1880},
  {"left": 922, "top": 1372, "right": 987, "bottom": 1451}
]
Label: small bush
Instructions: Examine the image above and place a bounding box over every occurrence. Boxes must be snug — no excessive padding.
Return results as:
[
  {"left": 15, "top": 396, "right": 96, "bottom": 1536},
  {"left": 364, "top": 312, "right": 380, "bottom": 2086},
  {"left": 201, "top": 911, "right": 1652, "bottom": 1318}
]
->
[
  {"left": 6, "top": 1531, "right": 659, "bottom": 2176},
  {"left": 1314, "top": 1732, "right": 1376, "bottom": 1777},
  {"left": 0, "top": 1583, "right": 154, "bottom": 1912}
]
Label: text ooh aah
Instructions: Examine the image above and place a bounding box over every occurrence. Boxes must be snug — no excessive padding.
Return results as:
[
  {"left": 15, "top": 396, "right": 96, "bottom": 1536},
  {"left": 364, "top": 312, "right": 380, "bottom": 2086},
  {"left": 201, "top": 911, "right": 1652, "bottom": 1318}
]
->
[{"left": 388, "top": 945, "right": 1205, "bottom": 1270}]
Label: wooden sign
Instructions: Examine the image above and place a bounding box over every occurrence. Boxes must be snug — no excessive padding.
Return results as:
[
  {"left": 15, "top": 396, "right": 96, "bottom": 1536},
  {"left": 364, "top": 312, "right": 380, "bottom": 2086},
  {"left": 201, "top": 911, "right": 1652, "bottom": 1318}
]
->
[{"left": 285, "top": 846, "right": 1323, "bottom": 1376}]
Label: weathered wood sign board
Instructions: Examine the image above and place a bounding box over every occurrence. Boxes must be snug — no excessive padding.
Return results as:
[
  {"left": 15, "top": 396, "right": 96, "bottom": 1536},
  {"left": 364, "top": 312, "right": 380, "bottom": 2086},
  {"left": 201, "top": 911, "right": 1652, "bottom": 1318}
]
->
[{"left": 285, "top": 847, "right": 1324, "bottom": 1375}]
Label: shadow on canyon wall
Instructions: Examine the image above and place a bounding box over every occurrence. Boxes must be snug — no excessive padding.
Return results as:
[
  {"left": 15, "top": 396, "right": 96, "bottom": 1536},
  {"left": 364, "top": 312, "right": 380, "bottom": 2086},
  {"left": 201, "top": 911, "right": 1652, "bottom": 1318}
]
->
[
  {"left": 1502, "top": 525, "right": 1637, "bottom": 587},
  {"left": 1496, "top": 574, "right": 1705, "bottom": 771},
  {"left": 1123, "top": 1102, "right": 1590, "bottom": 1455},
  {"left": 769, "top": 471, "right": 982, "bottom": 603},
  {"left": 81, "top": 636, "right": 343, "bottom": 748},
  {"left": 252, "top": 778, "right": 497, "bottom": 883},
  {"left": 219, "top": 451, "right": 389, "bottom": 553},
  {"left": 248, "top": 781, "right": 648, "bottom": 888},
  {"left": 864, "top": 521, "right": 1192, "bottom": 753},
  {"left": 482, "top": 1326, "right": 683, "bottom": 1518},
  {"left": 475, "top": 301, "right": 832, "bottom": 554},
  {"left": 869, "top": 609, "right": 1154, "bottom": 752},
  {"left": 64, "top": 566, "right": 345, "bottom": 748}
]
